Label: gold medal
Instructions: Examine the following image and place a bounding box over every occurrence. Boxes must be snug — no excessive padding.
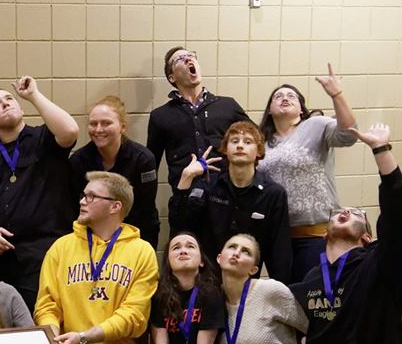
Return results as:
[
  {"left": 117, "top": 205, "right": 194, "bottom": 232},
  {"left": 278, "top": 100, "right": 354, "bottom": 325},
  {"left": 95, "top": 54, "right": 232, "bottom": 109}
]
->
[
  {"left": 327, "top": 310, "right": 335, "bottom": 321},
  {"left": 9, "top": 174, "right": 17, "bottom": 183},
  {"left": 92, "top": 286, "right": 99, "bottom": 294}
]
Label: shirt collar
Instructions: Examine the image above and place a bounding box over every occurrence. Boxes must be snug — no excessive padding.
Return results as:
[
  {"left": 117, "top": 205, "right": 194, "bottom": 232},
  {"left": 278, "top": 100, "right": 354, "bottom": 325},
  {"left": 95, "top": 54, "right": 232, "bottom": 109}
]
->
[
  {"left": 217, "top": 170, "right": 265, "bottom": 191},
  {"left": 168, "top": 87, "right": 208, "bottom": 103}
]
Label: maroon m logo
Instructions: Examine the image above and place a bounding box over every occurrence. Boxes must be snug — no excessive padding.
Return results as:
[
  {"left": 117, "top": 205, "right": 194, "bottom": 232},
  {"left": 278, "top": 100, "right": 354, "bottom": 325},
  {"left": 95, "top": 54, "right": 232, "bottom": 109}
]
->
[{"left": 88, "top": 287, "right": 109, "bottom": 301}]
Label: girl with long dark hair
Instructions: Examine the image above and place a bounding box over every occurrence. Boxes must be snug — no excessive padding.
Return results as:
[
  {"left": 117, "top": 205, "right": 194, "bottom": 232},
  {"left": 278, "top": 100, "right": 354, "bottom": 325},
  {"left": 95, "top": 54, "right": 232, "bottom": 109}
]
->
[{"left": 151, "top": 232, "right": 225, "bottom": 344}]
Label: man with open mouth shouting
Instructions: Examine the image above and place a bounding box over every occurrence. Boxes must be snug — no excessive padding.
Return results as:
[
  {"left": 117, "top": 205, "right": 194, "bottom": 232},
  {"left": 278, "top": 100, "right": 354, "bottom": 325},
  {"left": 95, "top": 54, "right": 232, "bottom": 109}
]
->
[{"left": 147, "top": 46, "right": 251, "bottom": 233}]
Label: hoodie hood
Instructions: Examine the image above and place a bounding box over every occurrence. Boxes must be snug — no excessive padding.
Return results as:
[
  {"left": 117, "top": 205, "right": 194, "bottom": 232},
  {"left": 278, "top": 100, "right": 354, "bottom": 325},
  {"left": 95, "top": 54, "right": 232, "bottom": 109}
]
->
[{"left": 72, "top": 221, "right": 141, "bottom": 243}]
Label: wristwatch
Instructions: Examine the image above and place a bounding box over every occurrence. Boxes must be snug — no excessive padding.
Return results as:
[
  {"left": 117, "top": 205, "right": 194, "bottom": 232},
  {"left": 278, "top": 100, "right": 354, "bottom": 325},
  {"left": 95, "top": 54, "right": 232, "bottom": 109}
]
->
[{"left": 79, "top": 332, "right": 88, "bottom": 344}]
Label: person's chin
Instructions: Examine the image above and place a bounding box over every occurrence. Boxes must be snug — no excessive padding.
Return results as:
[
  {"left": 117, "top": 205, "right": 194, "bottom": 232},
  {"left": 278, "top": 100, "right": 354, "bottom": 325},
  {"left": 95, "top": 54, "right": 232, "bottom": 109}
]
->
[{"left": 77, "top": 216, "right": 89, "bottom": 225}]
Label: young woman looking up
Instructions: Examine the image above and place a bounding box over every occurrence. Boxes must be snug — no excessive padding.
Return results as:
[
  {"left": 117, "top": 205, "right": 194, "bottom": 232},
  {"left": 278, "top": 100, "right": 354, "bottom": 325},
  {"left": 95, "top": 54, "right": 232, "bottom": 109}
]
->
[
  {"left": 218, "top": 234, "right": 308, "bottom": 344},
  {"left": 151, "top": 232, "right": 225, "bottom": 344}
]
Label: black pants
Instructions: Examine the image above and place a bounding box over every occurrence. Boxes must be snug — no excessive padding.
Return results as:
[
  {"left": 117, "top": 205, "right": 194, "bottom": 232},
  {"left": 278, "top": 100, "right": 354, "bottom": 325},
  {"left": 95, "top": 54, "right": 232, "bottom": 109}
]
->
[{"left": 291, "top": 236, "right": 326, "bottom": 283}]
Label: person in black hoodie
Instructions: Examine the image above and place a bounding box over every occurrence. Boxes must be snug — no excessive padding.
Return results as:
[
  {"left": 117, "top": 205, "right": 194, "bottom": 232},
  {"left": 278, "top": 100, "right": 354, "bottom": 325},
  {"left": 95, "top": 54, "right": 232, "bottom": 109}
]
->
[{"left": 290, "top": 122, "right": 402, "bottom": 344}]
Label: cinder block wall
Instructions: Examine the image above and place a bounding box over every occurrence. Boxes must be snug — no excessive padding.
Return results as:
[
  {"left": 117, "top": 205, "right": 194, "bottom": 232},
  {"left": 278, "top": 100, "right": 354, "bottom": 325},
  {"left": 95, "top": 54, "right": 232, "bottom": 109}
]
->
[{"left": 2, "top": 0, "right": 402, "bottom": 259}]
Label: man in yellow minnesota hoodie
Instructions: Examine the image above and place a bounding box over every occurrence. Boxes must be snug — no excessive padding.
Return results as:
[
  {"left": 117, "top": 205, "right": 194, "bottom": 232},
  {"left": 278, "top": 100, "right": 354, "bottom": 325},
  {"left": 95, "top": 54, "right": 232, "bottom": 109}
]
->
[{"left": 34, "top": 171, "right": 159, "bottom": 344}]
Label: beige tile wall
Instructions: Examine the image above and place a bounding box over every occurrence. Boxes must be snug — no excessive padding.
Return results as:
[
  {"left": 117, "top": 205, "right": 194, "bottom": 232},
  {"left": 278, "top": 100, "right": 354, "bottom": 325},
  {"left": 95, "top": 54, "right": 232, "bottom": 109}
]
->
[{"left": 2, "top": 1, "right": 402, "bottom": 253}]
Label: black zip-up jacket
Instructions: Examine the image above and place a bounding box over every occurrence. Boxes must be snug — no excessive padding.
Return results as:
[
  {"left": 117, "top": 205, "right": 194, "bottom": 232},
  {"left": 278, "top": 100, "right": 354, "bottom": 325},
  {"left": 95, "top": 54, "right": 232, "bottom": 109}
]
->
[
  {"left": 290, "top": 167, "right": 402, "bottom": 344},
  {"left": 170, "top": 170, "right": 292, "bottom": 284},
  {"left": 147, "top": 91, "right": 250, "bottom": 189}
]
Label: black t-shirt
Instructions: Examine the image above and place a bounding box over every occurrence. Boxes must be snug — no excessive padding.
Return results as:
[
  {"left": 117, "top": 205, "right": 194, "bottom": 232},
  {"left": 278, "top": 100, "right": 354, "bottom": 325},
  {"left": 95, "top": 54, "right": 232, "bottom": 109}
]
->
[{"left": 151, "top": 287, "right": 225, "bottom": 344}]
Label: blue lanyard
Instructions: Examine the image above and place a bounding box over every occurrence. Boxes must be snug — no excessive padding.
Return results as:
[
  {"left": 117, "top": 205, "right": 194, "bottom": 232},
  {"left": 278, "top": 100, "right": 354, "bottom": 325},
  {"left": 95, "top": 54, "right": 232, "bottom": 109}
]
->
[
  {"left": 225, "top": 278, "right": 251, "bottom": 344},
  {"left": 0, "top": 140, "right": 19, "bottom": 176},
  {"left": 179, "top": 286, "right": 200, "bottom": 342},
  {"left": 87, "top": 227, "right": 122, "bottom": 281},
  {"left": 320, "top": 251, "right": 349, "bottom": 307}
]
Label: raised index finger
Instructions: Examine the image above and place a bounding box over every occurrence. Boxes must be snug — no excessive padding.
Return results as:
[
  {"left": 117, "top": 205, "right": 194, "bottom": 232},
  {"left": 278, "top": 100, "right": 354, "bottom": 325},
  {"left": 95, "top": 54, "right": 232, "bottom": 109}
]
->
[{"left": 327, "top": 63, "right": 334, "bottom": 77}]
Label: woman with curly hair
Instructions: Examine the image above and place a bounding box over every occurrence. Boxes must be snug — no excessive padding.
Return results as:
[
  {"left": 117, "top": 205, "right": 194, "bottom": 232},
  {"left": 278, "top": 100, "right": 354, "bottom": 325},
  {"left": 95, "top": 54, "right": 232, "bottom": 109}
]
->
[
  {"left": 258, "top": 64, "right": 358, "bottom": 283},
  {"left": 151, "top": 232, "right": 225, "bottom": 344}
]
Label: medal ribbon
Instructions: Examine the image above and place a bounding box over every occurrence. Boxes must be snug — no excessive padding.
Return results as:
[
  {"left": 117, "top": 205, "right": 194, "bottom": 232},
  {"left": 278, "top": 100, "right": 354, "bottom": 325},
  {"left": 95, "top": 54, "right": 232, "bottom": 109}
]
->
[
  {"left": 320, "top": 251, "right": 349, "bottom": 307},
  {"left": 179, "top": 286, "right": 200, "bottom": 343},
  {"left": 225, "top": 278, "right": 251, "bottom": 344},
  {"left": 0, "top": 140, "right": 19, "bottom": 176},
  {"left": 87, "top": 226, "right": 122, "bottom": 281}
]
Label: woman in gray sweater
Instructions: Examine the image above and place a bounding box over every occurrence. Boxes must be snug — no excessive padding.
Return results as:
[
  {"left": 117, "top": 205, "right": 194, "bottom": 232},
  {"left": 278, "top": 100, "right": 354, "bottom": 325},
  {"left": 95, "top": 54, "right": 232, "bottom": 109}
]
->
[{"left": 258, "top": 64, "right": 358, "bottom": 283}]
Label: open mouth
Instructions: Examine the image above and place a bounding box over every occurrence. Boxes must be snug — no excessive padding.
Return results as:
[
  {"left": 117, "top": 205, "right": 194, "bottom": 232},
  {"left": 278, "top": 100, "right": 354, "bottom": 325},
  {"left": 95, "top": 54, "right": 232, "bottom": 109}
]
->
[
  {"left": 189, "top": 65, "right": 196, "bottom": 75},
  {"left": 338, "top": 213, "right": 350, "bottom": 223}
]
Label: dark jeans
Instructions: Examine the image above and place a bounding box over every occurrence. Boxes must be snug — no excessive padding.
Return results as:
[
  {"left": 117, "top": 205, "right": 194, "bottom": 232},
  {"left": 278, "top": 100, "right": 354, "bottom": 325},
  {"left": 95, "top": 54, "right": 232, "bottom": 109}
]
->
[{"left": 291, "top": 236, "right": 326, "bottom": 283}]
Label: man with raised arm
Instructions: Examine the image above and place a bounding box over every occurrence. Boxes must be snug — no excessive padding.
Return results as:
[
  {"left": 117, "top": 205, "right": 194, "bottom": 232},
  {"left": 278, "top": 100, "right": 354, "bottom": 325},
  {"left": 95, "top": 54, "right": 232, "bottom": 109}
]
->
[
  {"left": 291, "top": 123, "right": 402, "bottom": 344},
  {"left": 34, "top": 171, "right": 158, "bottom": 344},
  {"left": 0, "top": 76, "right": 79, "bottom": 312}
]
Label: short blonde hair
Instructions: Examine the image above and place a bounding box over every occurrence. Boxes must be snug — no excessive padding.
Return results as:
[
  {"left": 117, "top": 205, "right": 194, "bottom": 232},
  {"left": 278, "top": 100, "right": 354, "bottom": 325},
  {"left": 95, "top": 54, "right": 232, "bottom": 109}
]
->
[
  {"left": 226, "top": 233, "right": 261, "bottom": 266},
  {"left": 86, "top": 171, "right": 133, "bottom": 219}
]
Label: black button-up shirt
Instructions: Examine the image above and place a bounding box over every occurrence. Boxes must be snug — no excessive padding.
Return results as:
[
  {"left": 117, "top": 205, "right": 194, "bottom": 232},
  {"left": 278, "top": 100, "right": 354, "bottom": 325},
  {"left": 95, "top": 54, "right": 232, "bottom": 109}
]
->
[{"left": 0, "top": 125, "right": 74, "bottom": 274}]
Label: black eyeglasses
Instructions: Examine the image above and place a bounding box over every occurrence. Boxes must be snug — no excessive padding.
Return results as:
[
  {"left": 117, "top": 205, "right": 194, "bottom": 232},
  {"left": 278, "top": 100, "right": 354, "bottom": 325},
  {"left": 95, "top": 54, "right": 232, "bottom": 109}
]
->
[
  {"left": 170, "top": 51, "right": 197, "bottom": 67},
  {"left": 80, "top": 192, "right": 115, "bottom": 203}
]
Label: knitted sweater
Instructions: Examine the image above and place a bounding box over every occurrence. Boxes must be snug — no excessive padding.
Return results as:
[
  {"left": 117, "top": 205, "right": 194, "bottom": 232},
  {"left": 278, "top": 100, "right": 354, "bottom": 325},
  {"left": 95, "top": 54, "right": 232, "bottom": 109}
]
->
[
  {"left": 257, "top": 116, "right": 357, "bottom": 227},
  {"left": 221, "top": 279, "right": 308, "bottom": 344}
]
